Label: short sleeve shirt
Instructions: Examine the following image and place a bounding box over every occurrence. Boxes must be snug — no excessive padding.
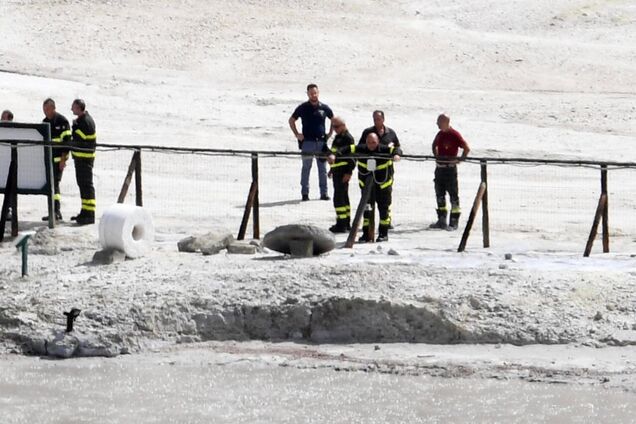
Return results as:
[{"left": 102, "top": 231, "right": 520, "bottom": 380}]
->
[
  {"left": 292, "top": 101, "right": 333, "bottom": 141},
  {"left": 433, "top": 128, "right": 468, "bottom": 157},
  {"left": 358, "top": 126, "right": 400, "bottom": 148}
]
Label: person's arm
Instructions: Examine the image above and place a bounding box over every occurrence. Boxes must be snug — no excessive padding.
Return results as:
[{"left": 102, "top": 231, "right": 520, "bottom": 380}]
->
[
  {"left": 288, "top": 115, "right": 303, "bottom": 142},
  {"left": 326, "top": 118, "right": 333, "bottom": 140},
  {"left": 460, "top": 141, "right": 471, "bottom": 161},
  {"left": 358, "top": 129, "right": 368, "bottom": 145},
  {"left": 60, "top": 119, "right": 72, "bottom": 169},
  {"left": 389, "top": 129, "right": 400, "bottom": 148},
  {"left": 327, "top": 144, "right": 354, "bottom": 164}
]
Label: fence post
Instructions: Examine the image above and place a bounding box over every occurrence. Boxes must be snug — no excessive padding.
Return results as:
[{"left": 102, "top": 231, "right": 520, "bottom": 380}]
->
[
  {"left": 134, "top": 150, "right": 143, "bottom": 207},
  {"left": 252, "top": 153, "right": 260, "bottom": 239},
  {"left": 458, "top": 182, "right": 486, "bottom": 252},
  {"left": 117, "top": 150, "right": 138, "bottom": 204},
  {"left": 480, "top": 160, "right": 490, "bottom": 248},
  {"left": 601, "top": 164, "right": 609, "bottom": 253},
  {"left": 345, "top": 174, "right": 374, "bottom": 248},
  {"left": 584, "top": 194, "right": 607, "bottom": 257},
  {"left": 0, "top": 149, "right": 17, "bottom": 242}
]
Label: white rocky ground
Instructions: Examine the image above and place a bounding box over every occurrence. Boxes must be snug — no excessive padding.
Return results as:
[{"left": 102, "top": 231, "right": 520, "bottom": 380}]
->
[{"left": 1, "top": 0, "right": 636, "bottom": 391}]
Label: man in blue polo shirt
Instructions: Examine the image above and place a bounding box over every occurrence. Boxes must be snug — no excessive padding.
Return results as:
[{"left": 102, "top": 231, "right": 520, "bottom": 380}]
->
[{"left": 288, "top": 83, "right": 334, "bottom": 201}]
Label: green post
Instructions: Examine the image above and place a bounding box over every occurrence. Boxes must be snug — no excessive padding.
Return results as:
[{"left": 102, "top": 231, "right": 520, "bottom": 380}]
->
[{"left": 16, "top": 234, "right": 31, "bottom": 277}]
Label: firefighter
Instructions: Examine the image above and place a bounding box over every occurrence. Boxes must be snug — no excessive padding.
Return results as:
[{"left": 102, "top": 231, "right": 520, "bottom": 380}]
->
[
  {"left": 359, "top": 110, "right": 400, "bottom": 228},
  {"left": 329, "top": 132, "right": 402, "bottom": 242},
  {"left": 327, "top": 116, "right": 355, "bottom": 233},
  {"left": 41, "top": 98, "right": 71, "bottom": 221},
  {"left": 70, "top": 99, "right": 97, "bottom": 226},
  {"left": 430, "top": 113, "right": 471, "bottom": 230}
]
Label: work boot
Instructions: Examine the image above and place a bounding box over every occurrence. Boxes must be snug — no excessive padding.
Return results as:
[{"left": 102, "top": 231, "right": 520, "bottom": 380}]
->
[
  {"left": 358, "top": 227, "right": 370, "bottom": 243},
  {"left": 320, "top": 194, "right": 330, "bottom": 201},
  {"left": 41, "top": 211, "right": 63, "bottom": 221},
  {"left": 429, "top": 209, "right": 448, "bottom": 229},
  {"left": 301, "top": 194, "right": 309, "bottom": 201},
  {"left": 448, "top": 212, "right": 460, "bottom": 231},
  {"left": 76, "top": 211, "right": 95, "bottom": 226},
  {"left": 329, "top": 218, "right": 350, "bottom": 233},
  {"left": 376, "top": 225, "right": 389, "bottom": 242},
  {"left": 329, "top": 224, "right": 348, "bottom": 233}
]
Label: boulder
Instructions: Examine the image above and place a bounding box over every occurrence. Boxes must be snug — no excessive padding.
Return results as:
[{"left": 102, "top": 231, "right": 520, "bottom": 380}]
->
[
  {"left": 177, "top": 236, "right": 199, "bottom": 253},
  {"left": 92, "top": 248, "right": 126, "bottom": 265},
  {"left": 263, "top": 224, "right": 335, "bottom": 256},
  {"left": 177, "top": 231, "right": 235, "bottom": 255},
  {"left": 47, "top": 332, "right": 79, "bottom": 358},
  {"left": 77, "top": 335, "right": 120, "bottom": 357},
  {"left": 227, "top": 241, "right": 258, "bottom": 255},
  {"left": 200, "top": 232, "right": 235, "bottom": 255}
]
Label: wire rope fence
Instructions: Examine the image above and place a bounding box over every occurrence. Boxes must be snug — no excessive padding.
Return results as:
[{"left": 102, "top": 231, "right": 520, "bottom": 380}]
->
[{"left": 3, "top": 141, "right": 636, "bottom": 254}]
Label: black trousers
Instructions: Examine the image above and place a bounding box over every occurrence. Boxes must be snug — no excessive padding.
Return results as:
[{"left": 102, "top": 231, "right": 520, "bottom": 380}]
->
[
  {"left": 52, "top": 160, "right": 64, "bottom": 212},
  {"left": 332, "top": 171, "right": 351, "bottom": 224},
  {"left": 74, "top": 157, "right": 95, "bottom": 215},
  {"left": 434, "top": 166, "right": 459, "bottom": 211},
  {"left": 362, "top": 184, "right": 392, "bottom": 235}
]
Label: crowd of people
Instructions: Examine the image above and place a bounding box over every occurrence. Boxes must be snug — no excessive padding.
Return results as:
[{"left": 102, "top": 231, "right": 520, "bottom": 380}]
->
[
  {"left": 2, "top": 85, "right": 469, "bottom": 240},
  {"left": 289, "top": 83, "right": 471, "bottom": 242},
  {"left": 1, "top": 99, "right": 97, "bottom": 226}
]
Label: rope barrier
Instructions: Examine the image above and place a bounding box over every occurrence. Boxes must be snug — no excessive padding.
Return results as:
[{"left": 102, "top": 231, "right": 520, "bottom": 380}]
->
[{"left": 2, "top": 139, "right": 636, "bottom": 169}]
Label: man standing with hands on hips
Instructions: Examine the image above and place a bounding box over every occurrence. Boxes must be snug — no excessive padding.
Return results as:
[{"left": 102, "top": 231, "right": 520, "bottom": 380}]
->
[
  {"left": 288, "top": 83, "right": 333, "bottom": 201},
  {"left": 430, "top": 113, "right": 471, "bottom": 231}
]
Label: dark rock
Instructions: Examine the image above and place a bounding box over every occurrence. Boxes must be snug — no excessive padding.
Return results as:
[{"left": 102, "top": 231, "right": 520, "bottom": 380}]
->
[
  {"left": 177, "top": 236, "right": 199, "bottom": 252},
  {"left": 263, "top": 224, "right": 335, "bottom": 256},
  {"left": 92, "top": 248, "right": 126, "bottom": 265},
  {"left": 47, "top": 332, "right": 79, "bottom": 358}
]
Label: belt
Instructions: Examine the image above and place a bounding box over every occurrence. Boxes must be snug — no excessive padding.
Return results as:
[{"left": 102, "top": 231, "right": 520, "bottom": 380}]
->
[{"left": 436, "top": 163, "right": 457, "bottom": 168}]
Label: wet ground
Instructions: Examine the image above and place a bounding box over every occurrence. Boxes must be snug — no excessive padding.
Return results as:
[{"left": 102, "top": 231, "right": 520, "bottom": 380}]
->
[{"left": 2, "top": 343, "right": 636, "bottom": 423}]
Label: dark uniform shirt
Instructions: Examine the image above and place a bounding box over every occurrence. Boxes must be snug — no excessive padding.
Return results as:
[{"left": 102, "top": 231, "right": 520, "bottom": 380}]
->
[
  {"left": 43, "top": 112, "right": 72, "bottom": 160},
  {"left": 336, "top": 143, "right": 403, "bottom": 188},
  {"left": 358, "top": 126, "right": 400, "bottom": 148},
  {"left": 329, "top": 130, "right": 356, "bottom": 174},
  {"left": 71, "top": 111, "right": 97, "bottom": 158},
  {"left": 292, "top": 101, "right": 333, "bottom": 141}
]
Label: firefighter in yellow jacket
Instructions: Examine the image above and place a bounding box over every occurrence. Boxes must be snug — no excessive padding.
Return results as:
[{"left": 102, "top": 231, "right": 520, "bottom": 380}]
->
[
  {"left": 70, "top": 99, "right": 96, "bottom": 225},
  {"left": 42, "top": 98, "right": 72, "bottom": 221},
  {"left": 327, "top": 117, "right": 356, "bottom": 233},
  {"left": 329, "top": 133, "right": 402, "bottom": 242}
]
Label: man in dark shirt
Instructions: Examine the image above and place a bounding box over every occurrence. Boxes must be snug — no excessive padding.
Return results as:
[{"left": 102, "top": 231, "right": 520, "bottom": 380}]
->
[
  {"left": 358, "top": 110, "right": 400, "bottom": 148},
  {"left": 42, "top": 98, "right": 72, "bottom": 221},
  {"left": 288, "top": 83, "right": 333, "bottom": 201},
  {"left": 359, "top": 110, "right": 400, "bottom": 227},
  {"left": 329, "top": 133, "right": 402, "bottom": 242},
  {"left": 327, "top": 116, "right": 355, "bottom": 233},
  {"left": 430, "top": 113, "right": 471, "bottom": 230},
  {"left": 70, "top": 99, "right": 97, "bottom": 226}
]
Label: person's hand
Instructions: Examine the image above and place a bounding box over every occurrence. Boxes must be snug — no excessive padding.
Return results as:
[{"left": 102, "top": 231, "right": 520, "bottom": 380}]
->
[
  {"left": 342, "top": 173, "right": 351, "bottom": 183},
  {"left": 295, "top": 133, "right": 304, "bottom": 142},
  {"left": 327, "top": 154, "right": 336, "bottom": 164},
  {"left": 59, "top": 160, "right": 66, "bottom": 171},
  {"left": 327, "top": 170, "right": 333, "bottom": 179},
  {"left": 392, "top": 154, "right": 401, "bottom": 162}
]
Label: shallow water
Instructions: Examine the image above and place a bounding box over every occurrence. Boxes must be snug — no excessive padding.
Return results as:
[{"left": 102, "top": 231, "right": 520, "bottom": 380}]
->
[{"left": 1, "top": 353, "right": 635, "bottom": 424}]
